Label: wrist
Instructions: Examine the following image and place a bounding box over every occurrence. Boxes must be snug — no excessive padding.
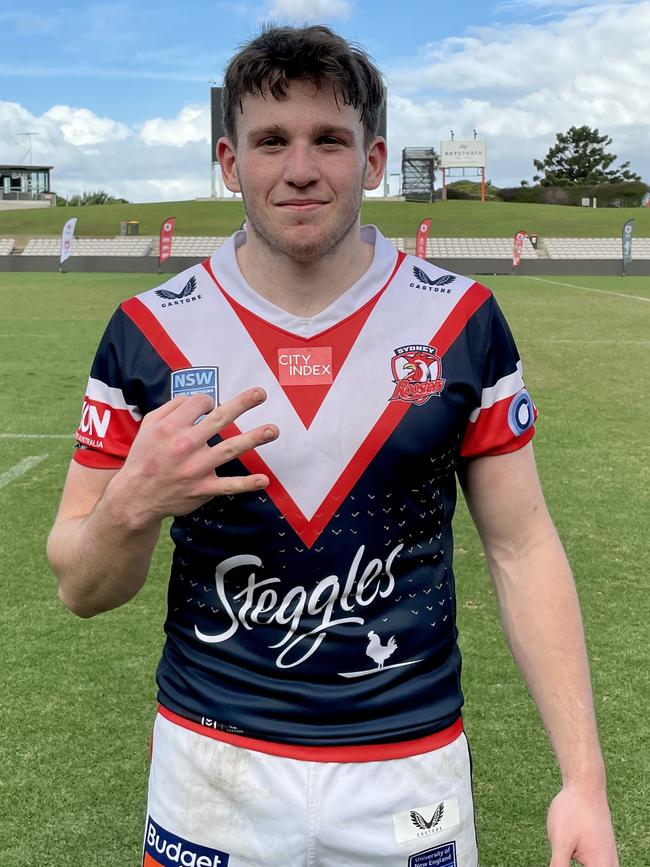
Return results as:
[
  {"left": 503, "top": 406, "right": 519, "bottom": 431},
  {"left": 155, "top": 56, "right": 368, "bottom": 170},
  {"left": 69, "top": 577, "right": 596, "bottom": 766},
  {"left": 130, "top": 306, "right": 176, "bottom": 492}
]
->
[{"left": 102, "top": 469, "right": 162, "bottom": 534}]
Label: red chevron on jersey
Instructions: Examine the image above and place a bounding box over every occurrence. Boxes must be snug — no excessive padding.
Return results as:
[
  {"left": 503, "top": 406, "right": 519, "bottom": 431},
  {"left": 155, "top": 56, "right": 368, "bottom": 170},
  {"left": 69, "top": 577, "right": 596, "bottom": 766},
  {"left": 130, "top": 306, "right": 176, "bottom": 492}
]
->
[
  {"left": 123, "top": 256, "right": 488, "bottom": 548},
  {"left": 203, "top": 251, "right": 405, "bottom": 428}
]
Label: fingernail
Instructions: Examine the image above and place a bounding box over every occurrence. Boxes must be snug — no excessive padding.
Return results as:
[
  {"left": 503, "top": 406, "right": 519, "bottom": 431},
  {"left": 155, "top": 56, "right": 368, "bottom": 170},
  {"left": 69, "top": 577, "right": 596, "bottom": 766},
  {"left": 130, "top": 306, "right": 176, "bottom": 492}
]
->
[
  {"left": 253, "top": 389, "right": 265, "bottom": 403},
  {"left": 264, "top": 427, "right": 276, "bottom": 440}
]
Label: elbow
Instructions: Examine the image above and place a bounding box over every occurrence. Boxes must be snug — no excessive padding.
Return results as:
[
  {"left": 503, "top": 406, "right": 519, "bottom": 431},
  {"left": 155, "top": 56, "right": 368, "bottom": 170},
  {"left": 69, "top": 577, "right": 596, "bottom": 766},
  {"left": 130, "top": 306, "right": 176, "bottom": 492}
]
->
[{"left": 57, "top": 584, "right": 101, "bottom": 619}]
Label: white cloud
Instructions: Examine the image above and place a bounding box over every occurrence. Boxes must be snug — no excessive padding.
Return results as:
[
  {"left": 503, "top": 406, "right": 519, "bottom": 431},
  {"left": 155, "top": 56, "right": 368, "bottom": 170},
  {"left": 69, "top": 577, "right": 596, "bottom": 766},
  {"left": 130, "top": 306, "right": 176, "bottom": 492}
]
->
[
  {"left": 44, "top": 106, "right": 132, "bottom": 146},
  {"left": 139, "top": 105, "right": 210, "bottom": 147},
  {"left": 385, "top": 1, "right": 650, "bottom": 185},
  {"left": 264, "top": 0, "right": 351, "bottom": 21},
  {"left": 1, "top": 2, "right": 648, "bottom": 203}
]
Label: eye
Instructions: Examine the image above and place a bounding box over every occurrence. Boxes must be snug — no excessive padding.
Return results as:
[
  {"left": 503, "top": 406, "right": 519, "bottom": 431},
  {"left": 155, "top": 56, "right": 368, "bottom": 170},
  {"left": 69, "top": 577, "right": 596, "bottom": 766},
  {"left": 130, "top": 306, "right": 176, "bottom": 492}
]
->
[
  {"left": 318, "top": 135, "right": 343, "bottom": 146},
  {"left": 260, "top": 136, "right": 284, "bottom": 148}
]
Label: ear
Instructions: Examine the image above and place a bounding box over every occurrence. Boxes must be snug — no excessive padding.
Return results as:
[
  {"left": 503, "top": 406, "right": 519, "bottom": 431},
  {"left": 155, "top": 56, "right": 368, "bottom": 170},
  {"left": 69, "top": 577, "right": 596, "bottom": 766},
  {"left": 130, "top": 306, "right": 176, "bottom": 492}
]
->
[
  {"left": 216, "top": 137, "right": 241, "bottom": 193},
  {"left": 363, "top": 138, "right": 387, "bottom": 191}
]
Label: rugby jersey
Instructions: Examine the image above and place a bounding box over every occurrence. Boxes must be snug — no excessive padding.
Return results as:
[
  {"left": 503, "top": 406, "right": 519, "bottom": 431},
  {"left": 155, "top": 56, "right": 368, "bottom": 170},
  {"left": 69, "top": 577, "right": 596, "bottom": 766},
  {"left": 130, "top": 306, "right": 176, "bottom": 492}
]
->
[{"left": 74, "top": 226, "right": 536, "bottom": 745}]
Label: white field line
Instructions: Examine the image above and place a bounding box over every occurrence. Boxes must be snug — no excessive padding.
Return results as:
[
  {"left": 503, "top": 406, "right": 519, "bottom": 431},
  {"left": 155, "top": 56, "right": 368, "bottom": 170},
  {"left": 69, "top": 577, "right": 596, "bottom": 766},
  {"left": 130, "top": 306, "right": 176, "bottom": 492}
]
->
[
  {"left": 528, "top": 276, "right": 650, "bottom": 302},
  {"left": 0, "top": 455, "right": 48, "bottom": 491},
  {"left": 0, "top": 433, "right": 71, "bottom": 439}
]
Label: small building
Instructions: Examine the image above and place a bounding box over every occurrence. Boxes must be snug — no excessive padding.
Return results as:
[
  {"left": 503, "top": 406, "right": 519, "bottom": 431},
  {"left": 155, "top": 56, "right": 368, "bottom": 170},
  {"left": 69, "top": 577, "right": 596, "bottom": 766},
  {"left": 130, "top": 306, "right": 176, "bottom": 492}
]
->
[{"left": 0, "top": 164, "right": 55, "bottom": 209}]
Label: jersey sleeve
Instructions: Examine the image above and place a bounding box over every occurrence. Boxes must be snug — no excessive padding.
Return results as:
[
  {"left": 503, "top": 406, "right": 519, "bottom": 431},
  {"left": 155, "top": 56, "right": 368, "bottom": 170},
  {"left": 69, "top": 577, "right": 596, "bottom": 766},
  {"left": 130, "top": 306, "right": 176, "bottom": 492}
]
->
[
  {"left": 73, "top": 307, "right": 143, "bottom": 469},
  {"left": 460, "top": 295, "right": 537, "bottom": 458}
]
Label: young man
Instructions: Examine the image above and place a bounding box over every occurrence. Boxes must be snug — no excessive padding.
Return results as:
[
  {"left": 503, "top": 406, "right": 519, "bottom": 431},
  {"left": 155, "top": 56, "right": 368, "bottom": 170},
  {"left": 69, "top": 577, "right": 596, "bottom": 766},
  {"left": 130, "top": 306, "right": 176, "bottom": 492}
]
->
[{"left": 48, "top": 25, "right": 618, "bottom": 867}]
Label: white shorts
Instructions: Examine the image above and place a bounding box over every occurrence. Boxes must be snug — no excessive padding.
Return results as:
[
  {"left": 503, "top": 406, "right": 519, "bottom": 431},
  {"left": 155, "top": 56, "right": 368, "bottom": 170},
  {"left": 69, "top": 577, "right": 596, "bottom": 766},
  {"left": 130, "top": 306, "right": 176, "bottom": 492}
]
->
[{"left": 143, "top": 708, "right": 478, "bottom": 867}]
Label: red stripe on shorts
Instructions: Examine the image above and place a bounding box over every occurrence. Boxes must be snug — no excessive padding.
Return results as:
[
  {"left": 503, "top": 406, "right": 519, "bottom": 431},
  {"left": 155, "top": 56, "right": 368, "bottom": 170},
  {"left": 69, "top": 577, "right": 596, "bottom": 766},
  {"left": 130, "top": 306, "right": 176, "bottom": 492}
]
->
[{"left": 157, "top": 705, "right": 463, "bottom": 763}]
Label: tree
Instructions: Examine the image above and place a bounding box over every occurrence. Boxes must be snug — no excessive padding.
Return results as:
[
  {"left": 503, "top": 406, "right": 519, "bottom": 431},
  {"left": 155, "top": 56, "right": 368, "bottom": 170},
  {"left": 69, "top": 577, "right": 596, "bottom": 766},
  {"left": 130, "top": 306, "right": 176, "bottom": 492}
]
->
[
  {"left": 64, "top": 190, "right": 130, "bottom": 206},
  {"left": 532, "top": 126, "right": 641, "bottom": 186}
]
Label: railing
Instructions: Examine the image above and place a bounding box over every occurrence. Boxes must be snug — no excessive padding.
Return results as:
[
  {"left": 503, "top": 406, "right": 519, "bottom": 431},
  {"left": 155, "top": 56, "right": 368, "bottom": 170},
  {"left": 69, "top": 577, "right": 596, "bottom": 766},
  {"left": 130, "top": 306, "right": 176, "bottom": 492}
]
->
[{"left": 0, "top": 191, "right": 54, "bottom": 202}]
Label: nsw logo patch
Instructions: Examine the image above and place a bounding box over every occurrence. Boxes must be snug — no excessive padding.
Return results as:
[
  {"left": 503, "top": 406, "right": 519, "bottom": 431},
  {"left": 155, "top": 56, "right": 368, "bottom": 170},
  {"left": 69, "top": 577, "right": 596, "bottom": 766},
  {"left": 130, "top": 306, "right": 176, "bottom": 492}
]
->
[
  {"left": 143, "top": 816, "right": 229, "bottom": 866},
  {"left": 171, "top": 367, "right": 219, "bottom": 404}
]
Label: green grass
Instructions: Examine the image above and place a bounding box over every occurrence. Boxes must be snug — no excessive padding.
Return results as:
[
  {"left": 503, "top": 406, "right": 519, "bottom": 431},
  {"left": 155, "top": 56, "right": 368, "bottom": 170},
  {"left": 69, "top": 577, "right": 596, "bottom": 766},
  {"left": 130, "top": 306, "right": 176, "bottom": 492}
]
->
[
  {"left": 1, "top": 198, "right": 649, "bottom": 239},
  {"left": 0, "top": 272, "right": 648, "bottom": 865}
]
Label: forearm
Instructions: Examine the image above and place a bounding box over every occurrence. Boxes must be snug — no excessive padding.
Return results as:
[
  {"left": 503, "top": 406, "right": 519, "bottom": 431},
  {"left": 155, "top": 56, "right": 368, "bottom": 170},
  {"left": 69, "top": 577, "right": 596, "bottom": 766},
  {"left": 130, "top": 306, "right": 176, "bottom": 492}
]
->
[
  {"left": 487, "top": 526, "right": 605, "bottom": 787},
  {"left": 48, "top": 472, "right": 162, "bottom": 618}
]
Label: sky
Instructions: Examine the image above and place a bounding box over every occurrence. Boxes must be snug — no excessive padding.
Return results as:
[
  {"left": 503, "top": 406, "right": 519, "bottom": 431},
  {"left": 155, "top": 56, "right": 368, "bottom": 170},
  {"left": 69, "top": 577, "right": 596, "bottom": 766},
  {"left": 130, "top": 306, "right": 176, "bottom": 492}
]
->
[{"left": 1, "top": 0, "right": 649, "bottom": 202}]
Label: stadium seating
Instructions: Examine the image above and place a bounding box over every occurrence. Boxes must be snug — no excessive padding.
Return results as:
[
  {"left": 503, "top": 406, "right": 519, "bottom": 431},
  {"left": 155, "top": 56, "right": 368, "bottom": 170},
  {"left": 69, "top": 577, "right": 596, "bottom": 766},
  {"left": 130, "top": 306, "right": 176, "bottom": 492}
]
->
[
  {"left": 21, "top": 237, "right": 153, "bottom": 256},
  {"left": 543, "top": 238, "right": 650, "bottom": 259},
  {"left": 13, "top": 236, "right": 650, "bottom": 260},
  {"left": 423, "top": 237, "right": 538, "bottom": 259},
  {"left": 163, "top": 236, "right": 228, "bottom": 256}
]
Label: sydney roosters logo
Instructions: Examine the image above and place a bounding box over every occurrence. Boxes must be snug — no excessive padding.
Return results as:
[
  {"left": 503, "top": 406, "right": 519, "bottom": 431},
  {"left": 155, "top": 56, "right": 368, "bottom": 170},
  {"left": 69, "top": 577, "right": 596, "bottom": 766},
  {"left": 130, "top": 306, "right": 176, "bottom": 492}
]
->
[{"left": 390, "top": 344, "right": 445, "bottom": 405}]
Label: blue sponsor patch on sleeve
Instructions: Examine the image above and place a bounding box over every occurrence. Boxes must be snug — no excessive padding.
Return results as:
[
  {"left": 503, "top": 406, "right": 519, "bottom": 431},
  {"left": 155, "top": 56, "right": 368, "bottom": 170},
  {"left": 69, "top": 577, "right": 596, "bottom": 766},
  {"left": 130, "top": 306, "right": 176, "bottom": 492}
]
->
[
  {"left": 171, "top": 367, "right": 219, "bottom": 410},
  {"left": 507, "top": 388, "right": 534, "bottom": 437},
  {"left": 409, "top": 840, "right": 456, "bottom": 867},
  {"left": 144, "top": 816, "right": 229, "bottom": 866}
]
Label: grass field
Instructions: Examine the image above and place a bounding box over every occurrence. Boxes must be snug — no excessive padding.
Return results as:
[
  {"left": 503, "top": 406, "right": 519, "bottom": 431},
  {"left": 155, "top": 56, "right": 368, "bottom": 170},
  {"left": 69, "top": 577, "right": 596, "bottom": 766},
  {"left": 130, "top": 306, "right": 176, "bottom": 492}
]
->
[
  {"left": 1, "top": 198, "right": 650, "bottom": 240},
  {"left": 0, "top": 271, "right": 649, "bottom": 865}
]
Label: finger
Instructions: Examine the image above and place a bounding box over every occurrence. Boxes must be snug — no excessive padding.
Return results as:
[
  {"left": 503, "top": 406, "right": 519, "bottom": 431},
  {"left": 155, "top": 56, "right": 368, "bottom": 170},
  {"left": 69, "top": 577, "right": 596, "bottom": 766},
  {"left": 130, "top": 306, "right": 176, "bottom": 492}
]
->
[
  {"left": 167, "top": 391, "right": 216, "bottom": 424},
  {"left": 196, "top": 387, "right": 267, "bottom": 437},
  {"left": 202, "top": 424, "right": 279, "bottom": 469},
  {"left": 211, "top": 472, "right": 271, "bottom": 497}
]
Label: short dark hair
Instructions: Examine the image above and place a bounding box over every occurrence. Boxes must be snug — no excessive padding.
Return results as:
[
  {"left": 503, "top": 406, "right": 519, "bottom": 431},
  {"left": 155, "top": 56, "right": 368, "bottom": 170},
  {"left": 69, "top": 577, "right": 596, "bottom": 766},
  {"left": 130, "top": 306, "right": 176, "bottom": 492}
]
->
[{"left": 222, "top": 25, "right": 385, "bottom": 147}]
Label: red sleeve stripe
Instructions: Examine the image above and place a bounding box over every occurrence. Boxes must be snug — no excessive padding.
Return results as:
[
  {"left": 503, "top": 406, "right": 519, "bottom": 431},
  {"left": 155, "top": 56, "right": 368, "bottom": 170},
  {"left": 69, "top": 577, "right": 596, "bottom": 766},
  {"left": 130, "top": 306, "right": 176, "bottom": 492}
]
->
[
  {"left": 86, "top": 377, "right": 142, "bottom": 418},
  {"left": 121, "top": 297, "right": 191, "bottom": 370},
  {"left": 468, "top": 361, "right": 524, "bottom": 422},
  {"left": 461, "top": 393, "right": 537, "bottom": 458}
]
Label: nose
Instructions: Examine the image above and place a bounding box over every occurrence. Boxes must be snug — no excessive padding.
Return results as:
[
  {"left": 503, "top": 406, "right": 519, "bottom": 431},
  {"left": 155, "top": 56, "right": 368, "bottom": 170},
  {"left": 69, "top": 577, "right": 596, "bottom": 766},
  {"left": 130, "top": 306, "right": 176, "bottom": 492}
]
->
[{"left": 283, "top": 143, "right": 320, "bottom": 188}]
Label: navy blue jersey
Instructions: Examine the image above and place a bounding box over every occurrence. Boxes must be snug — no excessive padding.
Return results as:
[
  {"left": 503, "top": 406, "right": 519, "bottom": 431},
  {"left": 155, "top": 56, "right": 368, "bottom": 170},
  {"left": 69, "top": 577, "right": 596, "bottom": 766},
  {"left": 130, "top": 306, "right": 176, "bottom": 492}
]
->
[{"left": 74, "top": 227, "right": 536, "bottom": 745}]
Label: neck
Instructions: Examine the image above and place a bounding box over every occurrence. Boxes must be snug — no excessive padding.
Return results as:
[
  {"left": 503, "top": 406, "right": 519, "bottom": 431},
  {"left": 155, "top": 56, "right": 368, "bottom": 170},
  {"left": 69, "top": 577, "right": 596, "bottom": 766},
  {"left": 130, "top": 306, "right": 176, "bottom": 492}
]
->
[{"left": 235, "top": 226, "right": 374, "bottom": 318}]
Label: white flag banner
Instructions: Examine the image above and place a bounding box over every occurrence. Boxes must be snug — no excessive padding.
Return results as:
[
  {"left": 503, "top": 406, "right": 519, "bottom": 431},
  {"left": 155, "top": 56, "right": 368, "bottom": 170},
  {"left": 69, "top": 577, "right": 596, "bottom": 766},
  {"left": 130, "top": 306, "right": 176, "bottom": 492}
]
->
[{"left": 60, "top": 218, "right": 78, "bottom": 264}]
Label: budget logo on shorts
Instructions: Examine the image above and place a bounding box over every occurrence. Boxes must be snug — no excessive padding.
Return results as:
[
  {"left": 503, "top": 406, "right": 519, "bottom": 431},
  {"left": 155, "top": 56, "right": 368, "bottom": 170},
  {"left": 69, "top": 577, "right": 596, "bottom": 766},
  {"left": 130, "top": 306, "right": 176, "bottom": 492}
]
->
[
  {"left": 143, "top": 817, "right": 229, "bottom": 866},
  {"left": 171, "top": 367, "right": 219, "bottom": 404}
]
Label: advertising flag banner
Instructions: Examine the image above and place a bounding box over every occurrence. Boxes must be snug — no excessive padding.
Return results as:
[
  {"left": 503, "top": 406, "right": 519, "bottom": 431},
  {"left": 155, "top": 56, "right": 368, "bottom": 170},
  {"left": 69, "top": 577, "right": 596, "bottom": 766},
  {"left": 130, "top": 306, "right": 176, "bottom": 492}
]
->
[
  {"left": 415, "top": 219, "right": 432, "bottom": 259},
  {"left": 622, "top": 218, "right": 635, "bottom": 273},
  {"left": 60, "top": 217, "right": 78, "bottom": 265},
  {"left": 512, "top": 230, "right": 527, "bottom": 267},
  {"left": 159, "top": 217, "right": 176, "bottom": 265}
]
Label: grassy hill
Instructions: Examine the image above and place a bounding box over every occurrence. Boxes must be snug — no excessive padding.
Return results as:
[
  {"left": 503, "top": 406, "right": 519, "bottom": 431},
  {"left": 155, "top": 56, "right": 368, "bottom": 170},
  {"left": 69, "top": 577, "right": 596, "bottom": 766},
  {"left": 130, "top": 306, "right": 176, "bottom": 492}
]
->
[{"left": 1, "top": 198, "right": 649, "bottom": 238}]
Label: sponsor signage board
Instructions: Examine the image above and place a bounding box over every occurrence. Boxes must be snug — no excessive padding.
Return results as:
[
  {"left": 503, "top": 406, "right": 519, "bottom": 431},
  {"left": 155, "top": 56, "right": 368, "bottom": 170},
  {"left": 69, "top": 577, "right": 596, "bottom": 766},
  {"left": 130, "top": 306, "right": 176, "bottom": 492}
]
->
[{"left": 439, "top": 140, "right": 486, "bottom": 169}]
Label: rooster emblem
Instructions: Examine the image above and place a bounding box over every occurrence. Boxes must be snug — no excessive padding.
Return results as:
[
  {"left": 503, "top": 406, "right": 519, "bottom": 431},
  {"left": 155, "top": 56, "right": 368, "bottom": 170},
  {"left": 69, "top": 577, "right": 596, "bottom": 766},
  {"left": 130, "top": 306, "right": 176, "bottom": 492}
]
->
[
  {"left": 366, "top": 631, "right": 398, "bottom": 669},
  {"left": 390, "top": 344, "right": 445, "bottom": 406},
  {"left": 155, "top": 275, "right": 196, "bottom": 301}
]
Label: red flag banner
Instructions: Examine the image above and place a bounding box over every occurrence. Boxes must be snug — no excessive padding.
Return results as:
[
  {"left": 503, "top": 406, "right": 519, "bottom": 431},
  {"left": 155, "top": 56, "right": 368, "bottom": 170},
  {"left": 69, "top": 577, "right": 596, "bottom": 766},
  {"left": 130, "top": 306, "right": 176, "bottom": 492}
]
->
[
  {"left": 415, "top": 218, "right": 432, "bottom": 259},
  {"left": 159, "top": 217, "right": 176, "bottom": 265},
  {"left": 512, "top": 230, "right": 527, "bottom": 267}
]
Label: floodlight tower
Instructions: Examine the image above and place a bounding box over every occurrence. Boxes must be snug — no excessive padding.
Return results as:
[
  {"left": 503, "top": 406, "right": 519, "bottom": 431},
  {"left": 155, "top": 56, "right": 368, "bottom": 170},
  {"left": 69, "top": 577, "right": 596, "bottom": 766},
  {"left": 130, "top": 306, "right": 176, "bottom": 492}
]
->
[{"left": 18, "top": 132, "right": 38, "bottom": 164}]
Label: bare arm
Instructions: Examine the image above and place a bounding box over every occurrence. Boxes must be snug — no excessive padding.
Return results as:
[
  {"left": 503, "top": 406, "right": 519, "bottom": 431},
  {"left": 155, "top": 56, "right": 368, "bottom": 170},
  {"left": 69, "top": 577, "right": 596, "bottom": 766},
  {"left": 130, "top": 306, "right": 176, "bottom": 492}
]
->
[
  {"left": 459, "top": 443, "right": 617, "bottom": 867},
  {"left": 48, "top": 388, "right": 278, "bottom": 618}
]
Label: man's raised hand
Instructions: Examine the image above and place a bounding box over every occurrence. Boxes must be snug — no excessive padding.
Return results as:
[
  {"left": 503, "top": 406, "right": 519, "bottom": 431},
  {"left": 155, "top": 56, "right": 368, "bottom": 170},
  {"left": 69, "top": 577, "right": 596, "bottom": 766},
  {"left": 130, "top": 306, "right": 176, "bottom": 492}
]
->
[{"left": 112, "top": 387, "right": 278, "bottom": 529}]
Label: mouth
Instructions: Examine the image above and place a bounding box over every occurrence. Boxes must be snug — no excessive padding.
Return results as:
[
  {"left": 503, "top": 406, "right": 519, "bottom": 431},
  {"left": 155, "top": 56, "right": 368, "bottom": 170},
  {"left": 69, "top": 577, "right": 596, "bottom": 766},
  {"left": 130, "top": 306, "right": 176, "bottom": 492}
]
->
[{"left": 274, "top": 200, "right": 329, "bottom": 212}]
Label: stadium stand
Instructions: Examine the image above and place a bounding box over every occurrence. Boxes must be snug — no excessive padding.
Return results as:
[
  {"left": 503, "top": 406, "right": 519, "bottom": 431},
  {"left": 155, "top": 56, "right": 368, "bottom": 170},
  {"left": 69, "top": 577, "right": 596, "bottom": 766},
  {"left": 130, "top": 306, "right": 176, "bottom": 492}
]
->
[
  {"left": 21, "top": 237, "right": 153, "bottom": 256},
  {"left": 160, "top": 236, "right": 228, "bottom": 256},
  {"left": 543, "top": 238, "right": 650, "bottom": 259},
  {"left": 0, "top": 239, "right": 15, "bottom": 255},
  {"left": 424, "top": 237, "right": 538, "bottom": 259}
]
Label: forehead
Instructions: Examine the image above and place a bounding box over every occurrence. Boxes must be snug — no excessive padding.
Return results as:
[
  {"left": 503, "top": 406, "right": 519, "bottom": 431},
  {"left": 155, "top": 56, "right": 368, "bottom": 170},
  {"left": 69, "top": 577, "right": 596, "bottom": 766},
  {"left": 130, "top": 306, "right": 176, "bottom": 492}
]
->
[{"left": 235, "top": 79, "right": 364, "bottom": 138}]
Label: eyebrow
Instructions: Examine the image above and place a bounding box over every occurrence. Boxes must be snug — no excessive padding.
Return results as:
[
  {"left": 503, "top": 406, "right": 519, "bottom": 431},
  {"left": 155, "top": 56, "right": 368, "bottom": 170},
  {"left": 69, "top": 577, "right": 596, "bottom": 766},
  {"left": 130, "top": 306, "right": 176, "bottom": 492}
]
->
[{"left": 246, "top": 123, "right": 357, "bottom": 144}]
